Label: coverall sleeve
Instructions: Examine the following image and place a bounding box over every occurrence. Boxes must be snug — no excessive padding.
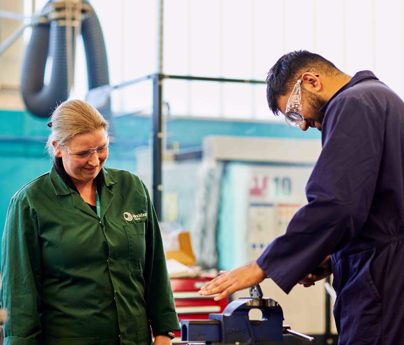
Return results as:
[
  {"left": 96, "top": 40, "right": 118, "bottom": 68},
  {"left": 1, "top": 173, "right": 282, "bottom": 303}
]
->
[
  {"left": 141, "top": 182, "right": 180, "bottom": 334},
  {"left": 1, "top": 194, "right": 42, "bottom": 345},
  {"left": 256, "top": 95, "right": 385, "bottom": 293}
]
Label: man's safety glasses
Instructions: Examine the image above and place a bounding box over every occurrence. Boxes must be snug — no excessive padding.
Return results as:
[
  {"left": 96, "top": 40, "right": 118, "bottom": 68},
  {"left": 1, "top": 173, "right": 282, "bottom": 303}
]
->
[{"left": 284, "top": 79, "right": 305, "bottom": 127}]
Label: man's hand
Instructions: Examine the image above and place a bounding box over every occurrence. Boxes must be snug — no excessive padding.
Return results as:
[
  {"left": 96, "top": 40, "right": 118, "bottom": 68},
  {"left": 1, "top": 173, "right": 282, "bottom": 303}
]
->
[
  {"left": 198, "top": 262, "right": 266, "bottom": 301},
  {"left": 299, "top": 256, "right": 331, "bottom": 287}
]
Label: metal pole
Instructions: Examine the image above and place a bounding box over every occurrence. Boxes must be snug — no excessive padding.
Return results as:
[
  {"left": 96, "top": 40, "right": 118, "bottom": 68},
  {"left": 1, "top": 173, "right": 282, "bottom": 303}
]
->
[
  {"left": 150, "top": 0, "right": 165, "bottom": 219},
  {"left": 152, "top": 73, "right": 163, "bottom": 219},
  {"left": 325, "top": 276, "right": 333, "bottom": 344},
  {"left": 156, "top": 0, "right": 164, "bottom": 74}
]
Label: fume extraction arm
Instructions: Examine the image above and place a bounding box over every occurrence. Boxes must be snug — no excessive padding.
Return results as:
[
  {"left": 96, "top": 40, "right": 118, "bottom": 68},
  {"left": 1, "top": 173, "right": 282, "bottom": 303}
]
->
[{"left": 10, "top": 0, "right": 110, "bottom": 118}]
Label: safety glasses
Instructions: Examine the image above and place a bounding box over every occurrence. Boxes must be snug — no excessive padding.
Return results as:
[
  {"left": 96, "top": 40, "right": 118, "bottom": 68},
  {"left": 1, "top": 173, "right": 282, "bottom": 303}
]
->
[
  {"left": 63, "top": 143, "right": 109, "bottom": 160},
  {"left": 284, "top": 79, "right": 305, "bottom": 127}
]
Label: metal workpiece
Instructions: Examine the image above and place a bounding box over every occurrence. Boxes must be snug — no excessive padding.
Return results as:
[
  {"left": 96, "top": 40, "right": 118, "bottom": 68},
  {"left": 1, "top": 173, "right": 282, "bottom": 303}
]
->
[{"left": 180, "top": 285, "right": 314, "bottom": 344}]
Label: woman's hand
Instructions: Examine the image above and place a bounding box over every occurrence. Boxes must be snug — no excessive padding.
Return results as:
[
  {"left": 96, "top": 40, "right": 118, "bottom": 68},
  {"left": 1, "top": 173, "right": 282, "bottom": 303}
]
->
[{"left": 154, "top": 335, "right": 173, "bottom": 345}]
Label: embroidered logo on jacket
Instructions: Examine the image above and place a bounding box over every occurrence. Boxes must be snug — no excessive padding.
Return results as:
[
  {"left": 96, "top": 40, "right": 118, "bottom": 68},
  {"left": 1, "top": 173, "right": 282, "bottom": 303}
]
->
[{"left": 123, "top": 212, "right": 147, "bottom": 222}]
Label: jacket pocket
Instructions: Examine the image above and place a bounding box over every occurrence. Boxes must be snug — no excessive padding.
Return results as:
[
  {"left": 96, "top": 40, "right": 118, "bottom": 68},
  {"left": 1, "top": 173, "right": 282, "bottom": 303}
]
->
[{"left": 124, "top": 221, "right": 146, "bottom": 264}]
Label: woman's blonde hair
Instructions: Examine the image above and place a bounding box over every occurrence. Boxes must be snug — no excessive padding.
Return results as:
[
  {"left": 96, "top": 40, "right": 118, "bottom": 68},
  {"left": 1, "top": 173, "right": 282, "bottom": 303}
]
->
[{"left": 46, "top": 99, "right": 109, "bottom": 157}]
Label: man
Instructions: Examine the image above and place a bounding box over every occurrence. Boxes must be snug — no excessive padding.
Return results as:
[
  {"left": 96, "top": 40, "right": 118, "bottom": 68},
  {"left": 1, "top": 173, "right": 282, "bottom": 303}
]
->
[{"left": 199, "top": 51, "right": 404, "bottom": 344}]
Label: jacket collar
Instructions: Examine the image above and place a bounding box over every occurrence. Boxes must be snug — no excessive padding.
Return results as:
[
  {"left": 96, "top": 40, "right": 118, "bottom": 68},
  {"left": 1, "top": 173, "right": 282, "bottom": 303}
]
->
[
  {"left": 101, "top": 168, "right": 117, "bottom": 188},
  {"left": 49, "top": 160, "right": 116, "bottom": 196},
  {"left": 49, "top": 165, "right": 73, "bottom": 196}
]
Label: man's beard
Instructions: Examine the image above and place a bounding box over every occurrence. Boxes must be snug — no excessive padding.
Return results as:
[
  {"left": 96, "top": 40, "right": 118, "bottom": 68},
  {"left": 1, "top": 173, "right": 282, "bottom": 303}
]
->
[{"left": 303, "top": 90, "right": 326, "bottom": 129}]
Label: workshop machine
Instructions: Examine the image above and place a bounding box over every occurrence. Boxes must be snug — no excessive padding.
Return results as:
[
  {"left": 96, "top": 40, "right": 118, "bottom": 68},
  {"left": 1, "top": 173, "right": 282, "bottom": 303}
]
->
[{"left": 180, "top": 285, "right": 314, "bottom": 344}]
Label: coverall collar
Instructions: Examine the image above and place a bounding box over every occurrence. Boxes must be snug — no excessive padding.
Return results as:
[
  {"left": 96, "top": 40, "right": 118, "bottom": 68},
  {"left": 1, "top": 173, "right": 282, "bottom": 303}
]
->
[{"left": 320, "top": 70, "right": 379, "bottom": 115}]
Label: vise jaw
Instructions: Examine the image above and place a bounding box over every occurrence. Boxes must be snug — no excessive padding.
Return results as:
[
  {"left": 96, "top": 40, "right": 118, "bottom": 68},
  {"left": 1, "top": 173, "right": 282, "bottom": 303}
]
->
[{"left": 181, "top": 297, "right": 284, "bottom": 345}]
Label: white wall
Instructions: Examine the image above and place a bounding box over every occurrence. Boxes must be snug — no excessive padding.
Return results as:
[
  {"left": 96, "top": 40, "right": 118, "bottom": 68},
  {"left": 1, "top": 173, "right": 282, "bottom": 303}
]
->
[
  {"left": 0, "top": 0, "right": 403, "bottom": 117},
  {"left": 0, "top": 0, "right": 24, "bottom": 109}
]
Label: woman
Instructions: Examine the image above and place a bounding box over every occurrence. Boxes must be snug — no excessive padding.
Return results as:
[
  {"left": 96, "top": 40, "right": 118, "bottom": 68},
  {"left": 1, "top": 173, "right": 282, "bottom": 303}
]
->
[{"left": 1, "top": 99, "right": 179, "bottom": 345}]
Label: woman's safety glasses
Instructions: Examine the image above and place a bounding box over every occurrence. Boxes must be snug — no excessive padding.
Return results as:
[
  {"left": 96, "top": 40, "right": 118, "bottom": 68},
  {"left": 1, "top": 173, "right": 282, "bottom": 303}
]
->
[{"left": 64, "top": 144, "right": 109, "bottom": 160}]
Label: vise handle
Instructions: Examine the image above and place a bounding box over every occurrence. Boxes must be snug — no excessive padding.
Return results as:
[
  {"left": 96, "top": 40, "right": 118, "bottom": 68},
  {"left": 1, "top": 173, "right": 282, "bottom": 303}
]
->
[{"left": 283, "top": 325, "right": 315, "bottom": 342}]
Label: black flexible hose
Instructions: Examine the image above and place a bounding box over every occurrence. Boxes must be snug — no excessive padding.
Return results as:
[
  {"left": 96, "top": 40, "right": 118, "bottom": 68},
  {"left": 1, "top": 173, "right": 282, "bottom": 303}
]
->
[{"left": 20, "top": 1, "right": 110, "bottom": 118}]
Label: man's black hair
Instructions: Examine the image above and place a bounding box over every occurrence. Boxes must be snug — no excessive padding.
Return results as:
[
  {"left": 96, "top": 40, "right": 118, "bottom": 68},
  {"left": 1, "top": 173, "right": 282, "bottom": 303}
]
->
[{"left": 266, "top": 50, "right": 339, "bottom": 115}]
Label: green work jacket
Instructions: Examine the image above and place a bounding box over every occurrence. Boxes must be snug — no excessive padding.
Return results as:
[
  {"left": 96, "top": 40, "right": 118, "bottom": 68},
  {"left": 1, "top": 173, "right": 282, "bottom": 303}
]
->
[{"left": 1, "top": 167, "right": 179, "bottom": 345}]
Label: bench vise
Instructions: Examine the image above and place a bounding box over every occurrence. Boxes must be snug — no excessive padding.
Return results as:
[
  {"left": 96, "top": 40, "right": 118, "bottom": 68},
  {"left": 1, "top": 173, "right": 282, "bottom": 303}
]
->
[{"left": 180, "top": 286, "right": 314, "bottom": 344}]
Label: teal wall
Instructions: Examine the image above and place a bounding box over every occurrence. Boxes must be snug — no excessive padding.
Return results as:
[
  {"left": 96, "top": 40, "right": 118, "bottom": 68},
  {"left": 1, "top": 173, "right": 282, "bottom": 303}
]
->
[
  {"left": 0, "top": 109, "right": 320, "bottom": 252},
  {"left": 0, "top": 110, "right": 51, "bottom": 243}
]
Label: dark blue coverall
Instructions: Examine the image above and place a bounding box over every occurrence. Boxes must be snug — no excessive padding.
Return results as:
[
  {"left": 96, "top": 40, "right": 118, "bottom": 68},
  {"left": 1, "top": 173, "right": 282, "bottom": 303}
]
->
[{"left": 257, "top": 71, "right": 404, "bottom": 345}]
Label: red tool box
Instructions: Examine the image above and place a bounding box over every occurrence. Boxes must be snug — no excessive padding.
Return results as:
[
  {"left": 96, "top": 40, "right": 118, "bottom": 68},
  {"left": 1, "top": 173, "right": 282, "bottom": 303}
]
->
[{"left": 170, "top": 277, "right": 228, "bottom": 337}]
